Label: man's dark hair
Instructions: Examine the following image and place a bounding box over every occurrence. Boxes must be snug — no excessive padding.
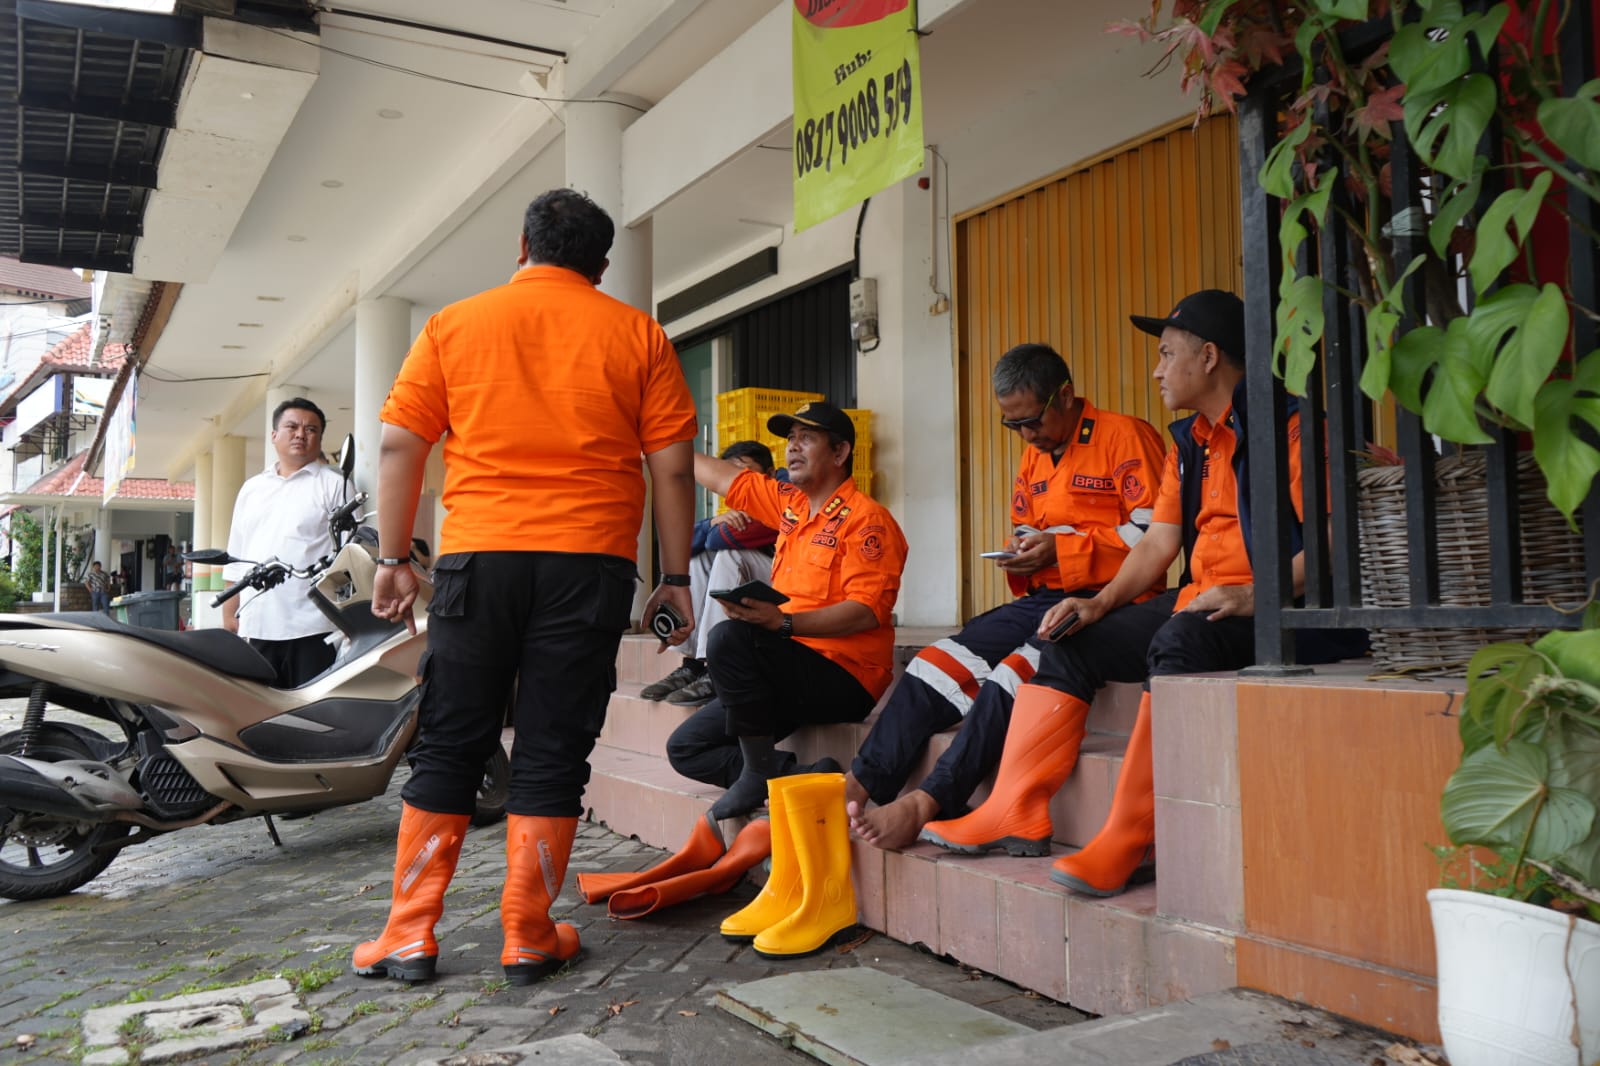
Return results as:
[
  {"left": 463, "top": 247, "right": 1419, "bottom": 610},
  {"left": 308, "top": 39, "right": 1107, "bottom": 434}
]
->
[
  {"left": 719, "top": 440, "right": 775, "bottom": 473},
  {"left": 992, "top": 343, "right": 1071, "bottom": 404},
  {"left": 272, "top": 397, "right": 326, "bottom": 433},
  {"left": 523, "top": 189, "right": 614, "bottom": 279}
]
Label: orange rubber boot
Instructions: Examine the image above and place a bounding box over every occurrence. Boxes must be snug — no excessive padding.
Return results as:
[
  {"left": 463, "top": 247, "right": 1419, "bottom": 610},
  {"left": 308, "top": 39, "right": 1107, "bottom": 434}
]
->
[
  {"left": 919, "top": 685, "right": 1090, "bottom": 857},
  {"left": 352, "top": 803, "right": 470, "bottom": 982},
  {"left": 1051, "top": 690, "right": 1155, "bottom": 896},
  {"left": 720, "top": 773, "right": 835, "bottom": 942},
  {"left": 501, "top": 814, "right": 582, "bottom": 985},
  {"left": 607, "top": 819, "right": 772, "bottom": 919},
  {"left": 753, "top": 773, "right": 857, "bottom": 959},
  {"left": 576, "top": 812, "right": 725, "bottom": 904}
]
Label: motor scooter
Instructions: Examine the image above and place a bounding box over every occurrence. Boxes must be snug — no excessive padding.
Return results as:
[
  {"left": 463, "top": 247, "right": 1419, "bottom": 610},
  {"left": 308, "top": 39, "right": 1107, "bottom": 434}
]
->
[{"left": 0, "top": 443, "right": 507, "bottom": 901}]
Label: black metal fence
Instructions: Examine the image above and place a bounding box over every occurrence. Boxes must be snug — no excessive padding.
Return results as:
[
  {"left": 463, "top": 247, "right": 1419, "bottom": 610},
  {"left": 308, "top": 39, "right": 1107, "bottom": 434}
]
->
[{"left": 1238, "top": 4, "right": 1599, "bottom": 669}]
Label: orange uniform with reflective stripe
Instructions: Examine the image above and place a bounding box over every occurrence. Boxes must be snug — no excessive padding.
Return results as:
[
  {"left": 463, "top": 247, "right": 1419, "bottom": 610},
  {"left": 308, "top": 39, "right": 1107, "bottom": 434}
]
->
[
  {"left": 1153, "top": 408, "right": 1304, "bottom": 612},
  {"left": 380, "top": 265, "right": 698, "bottom": 559},
  {"left": 1007, "top": 399, "right": 1167, "bottom": 598},
  {"left": 725, "top": 470, "right": 908, "bottom": 699}
]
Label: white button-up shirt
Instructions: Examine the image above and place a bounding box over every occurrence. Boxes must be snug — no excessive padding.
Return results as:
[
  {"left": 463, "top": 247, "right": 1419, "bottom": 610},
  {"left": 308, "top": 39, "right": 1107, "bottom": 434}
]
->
[{"left": 223, "top": 460, "right": 350, "bottom": 641}]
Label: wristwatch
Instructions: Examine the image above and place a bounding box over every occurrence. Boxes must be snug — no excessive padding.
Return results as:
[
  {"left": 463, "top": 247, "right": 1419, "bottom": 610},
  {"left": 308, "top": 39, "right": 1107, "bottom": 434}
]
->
[
  {"left": 660, "top": 573, "right": 691, "bottom": 587},
  {"left": 777, "top": 613, "right": 794, "bottom": 638}
]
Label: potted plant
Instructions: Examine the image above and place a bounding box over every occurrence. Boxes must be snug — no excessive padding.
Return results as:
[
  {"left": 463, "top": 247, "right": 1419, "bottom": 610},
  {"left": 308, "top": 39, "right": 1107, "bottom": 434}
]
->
[{"left": 1432, "top": 622, "right": 1600, "bottom": 1066}]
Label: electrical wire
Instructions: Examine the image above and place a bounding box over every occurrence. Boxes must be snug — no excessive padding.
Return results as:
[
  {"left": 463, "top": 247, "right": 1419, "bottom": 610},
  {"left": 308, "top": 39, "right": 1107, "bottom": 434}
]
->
[
  {"left": 265, "top": 26, "right": 653, "bottom": 127},
  {"left": 139, "top": 369, "right": 271, "bottom": 384}
]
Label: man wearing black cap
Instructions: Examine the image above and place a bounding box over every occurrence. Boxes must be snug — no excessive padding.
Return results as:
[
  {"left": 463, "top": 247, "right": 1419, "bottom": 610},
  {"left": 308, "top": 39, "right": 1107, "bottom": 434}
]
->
[
  {"left": 671, "top": 400, "right": 909, "bottom": 819},
  {"left": 920, "top": 289, "right": 1360, "bottom": 896}
]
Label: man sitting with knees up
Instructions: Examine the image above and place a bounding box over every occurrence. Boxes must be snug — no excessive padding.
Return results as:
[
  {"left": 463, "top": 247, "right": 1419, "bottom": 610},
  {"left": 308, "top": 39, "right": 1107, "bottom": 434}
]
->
[{"left": 671, "top": 400, "right": 908, "bottom": 820}]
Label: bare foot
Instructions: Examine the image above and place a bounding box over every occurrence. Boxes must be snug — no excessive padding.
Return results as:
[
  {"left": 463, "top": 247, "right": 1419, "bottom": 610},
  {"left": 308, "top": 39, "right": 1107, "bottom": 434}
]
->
[
  {"left": 843, "top": 772, "right": 869, "bottom": 811},
  {"left": 853, "top": 791, "right": 940, "bottom": 851}
]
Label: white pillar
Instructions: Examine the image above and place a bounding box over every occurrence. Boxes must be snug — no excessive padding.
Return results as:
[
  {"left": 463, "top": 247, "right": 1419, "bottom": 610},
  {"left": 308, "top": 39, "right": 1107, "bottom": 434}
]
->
[
  {"left": 354, "top": 297, "right": 412, "bottom": 502},
  {"left": 52, "top": 507, "right": 63, "bottom": 611},
  {"left": 210, "top": 435, "right": 247, "bottom": 568},
  {"left": 264, "top": 383, "right": 310, "bottom": 450},
  {"left": 567, "top": 93, "right": 655, "bottom": 620},
  {"left": 38, "top": 508, "right": 50, "bottom": 601},
  {"left": 190, "top": 451, "right": 212, "bottom": 625}
]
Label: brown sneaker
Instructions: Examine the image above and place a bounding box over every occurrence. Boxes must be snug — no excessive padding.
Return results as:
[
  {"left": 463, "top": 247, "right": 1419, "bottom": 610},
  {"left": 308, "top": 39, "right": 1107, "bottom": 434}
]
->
[
  {"left": 640, "top": 660, "right": 703, "bottom": 701},
  {"left": 665, "top": 676, "right": 717, "bottom": 705}
]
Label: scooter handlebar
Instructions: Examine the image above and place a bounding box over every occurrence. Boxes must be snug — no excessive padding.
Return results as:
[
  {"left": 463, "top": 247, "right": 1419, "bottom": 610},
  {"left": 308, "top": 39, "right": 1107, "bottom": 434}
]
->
[{"left": 212, "top": 579, "right": 251, "bottom": 609}]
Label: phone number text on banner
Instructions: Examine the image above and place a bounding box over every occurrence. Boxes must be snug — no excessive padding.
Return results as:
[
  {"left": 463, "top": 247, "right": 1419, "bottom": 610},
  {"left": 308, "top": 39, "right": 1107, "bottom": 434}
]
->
[{"left": 792, "top": 0, "right": 924, "bottom": 233}]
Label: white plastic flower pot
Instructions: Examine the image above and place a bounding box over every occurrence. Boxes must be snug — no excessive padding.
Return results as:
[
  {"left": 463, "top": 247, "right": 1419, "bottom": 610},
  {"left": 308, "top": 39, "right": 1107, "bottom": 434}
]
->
[{"left": 1429, "top": 888, "right": 1600, "bottom": 1066}]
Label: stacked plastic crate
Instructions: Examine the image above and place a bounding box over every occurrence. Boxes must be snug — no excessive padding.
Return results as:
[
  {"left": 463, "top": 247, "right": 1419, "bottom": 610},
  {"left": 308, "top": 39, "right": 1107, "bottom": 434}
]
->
[{"left": 714, "top": 388, "right": 875, "bottom": 499}]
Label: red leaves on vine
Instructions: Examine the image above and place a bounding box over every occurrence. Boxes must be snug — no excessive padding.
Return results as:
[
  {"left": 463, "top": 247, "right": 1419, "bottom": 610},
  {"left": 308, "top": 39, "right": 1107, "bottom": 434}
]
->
[{"left": 1352, "top": 83, "right": 1406, "bottom": 138}]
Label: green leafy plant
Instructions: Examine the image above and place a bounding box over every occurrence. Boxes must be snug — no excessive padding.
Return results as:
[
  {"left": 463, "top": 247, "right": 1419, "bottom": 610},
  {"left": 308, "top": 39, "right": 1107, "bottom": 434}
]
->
[
  {"left": 1116, "top": 0, "right": 1600, "bottom": 521},
  {"left": 1439, "top": 623, "right": 1600, "bottom": 918}
]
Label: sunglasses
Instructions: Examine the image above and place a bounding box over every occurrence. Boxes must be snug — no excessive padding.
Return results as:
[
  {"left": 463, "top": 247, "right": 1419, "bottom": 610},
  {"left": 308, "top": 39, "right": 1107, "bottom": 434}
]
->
[{"left": 1000, "top": 386, "right": 1064, "bottom": 432}]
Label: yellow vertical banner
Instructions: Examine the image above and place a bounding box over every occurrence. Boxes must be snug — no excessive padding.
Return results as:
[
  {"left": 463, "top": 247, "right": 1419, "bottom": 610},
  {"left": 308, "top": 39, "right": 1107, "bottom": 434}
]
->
[{"left": 792, "top": 0, "right": 924, "bottom": 232}]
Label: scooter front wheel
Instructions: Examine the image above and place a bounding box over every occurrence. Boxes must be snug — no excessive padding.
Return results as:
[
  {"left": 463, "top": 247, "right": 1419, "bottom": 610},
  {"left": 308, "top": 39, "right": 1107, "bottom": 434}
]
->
[{"left": 0, "top": 726, "right": 132, "bottom": 900}]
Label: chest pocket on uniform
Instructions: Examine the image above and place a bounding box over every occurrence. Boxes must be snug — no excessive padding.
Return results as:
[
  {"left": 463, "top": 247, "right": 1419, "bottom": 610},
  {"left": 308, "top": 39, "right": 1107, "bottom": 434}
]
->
[
  {"left": 1064, "top": 486, "right": 1121, "bottom": 531},
  {"left": 785, "top": 541, "right": 840, "bottom": 600}
]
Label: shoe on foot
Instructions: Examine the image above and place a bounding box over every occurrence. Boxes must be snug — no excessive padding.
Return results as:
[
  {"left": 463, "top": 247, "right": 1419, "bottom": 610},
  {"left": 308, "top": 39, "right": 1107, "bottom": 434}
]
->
[
  {"left": 641, "top": 660, "right": 703, "bottom": 701},
  {"left": 665, "top": 676, "right": 717, "bottom": 705}
]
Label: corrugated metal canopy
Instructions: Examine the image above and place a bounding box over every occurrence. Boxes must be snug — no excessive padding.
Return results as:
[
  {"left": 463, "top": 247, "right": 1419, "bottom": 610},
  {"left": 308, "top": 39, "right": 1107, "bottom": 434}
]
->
[{"left": 0, "top": 0, "right": 315, "bottom": 275}]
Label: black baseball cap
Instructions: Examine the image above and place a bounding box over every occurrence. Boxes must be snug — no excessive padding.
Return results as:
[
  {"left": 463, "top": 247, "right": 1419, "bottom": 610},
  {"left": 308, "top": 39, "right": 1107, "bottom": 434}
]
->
[
  {"left": 767, "top": 400, "right": 856, "bottom": 446},
  {"left": 1129, "top": 289, "right": 1246, "bottom": 361}
]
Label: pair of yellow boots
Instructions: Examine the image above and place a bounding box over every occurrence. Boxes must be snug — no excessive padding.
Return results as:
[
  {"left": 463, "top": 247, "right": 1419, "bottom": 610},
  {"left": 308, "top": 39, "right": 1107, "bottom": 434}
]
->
[{"left": 720, "top": 772, "right": 858, "bottom": 958}]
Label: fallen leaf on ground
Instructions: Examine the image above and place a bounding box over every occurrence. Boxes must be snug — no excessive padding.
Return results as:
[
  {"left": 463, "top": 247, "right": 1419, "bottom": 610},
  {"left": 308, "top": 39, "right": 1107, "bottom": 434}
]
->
[
  {"left": 677, "top": 1010, "right": 698, "bottom": 1017},
  {"left": 356, "top": 883, "right": 376, "bottom": 895},
  {"left": 834, "top": 930, "right": 875, "bottom": 954},
  {"left": 607, "top": 1000, "right": 640, "bottom": 1016},
  {"left": 1212, "top": 1039, "right": 1232, "bottom": 1051},
  {"left": 548, "top": 1006, "right": 564, "bottom": 1016},
  {"left": 1383, "top": 1044, "right": 1439, "bottom": 1065},
  {"left": 1022, "top": 990, "right": 1040, "bottom": 999}
]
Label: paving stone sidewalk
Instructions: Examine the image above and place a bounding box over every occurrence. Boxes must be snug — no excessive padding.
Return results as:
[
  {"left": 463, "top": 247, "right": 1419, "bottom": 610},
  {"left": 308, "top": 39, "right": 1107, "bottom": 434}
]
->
[{"left": 0, "top": 767, "right": 1084, "bottom": 1065}]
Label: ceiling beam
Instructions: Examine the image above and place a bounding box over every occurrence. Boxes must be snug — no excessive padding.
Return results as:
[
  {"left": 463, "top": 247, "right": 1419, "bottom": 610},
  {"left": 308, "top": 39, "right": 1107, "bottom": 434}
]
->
[
  {"left": 18, "top": 88, "right": 178, "bottom": 130},
  {"left": 20, "top": 249, "right": 133, "bottom": 272},
  {"left": 19, "top": 155, "right": 159, "bottom": 190},
  {"left": 21, "top": 208, "right": 143, "bottom": 237}
]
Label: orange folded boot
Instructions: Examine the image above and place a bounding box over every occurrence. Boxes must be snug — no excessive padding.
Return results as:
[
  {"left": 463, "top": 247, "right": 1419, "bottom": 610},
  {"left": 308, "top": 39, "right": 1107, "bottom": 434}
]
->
[
  {"left": 352, "top": 802, "right": 470, "bottom": 982},
  {"left": 1051, "top": 690, "right": 1156, "bottom": 896},
  {"left": 576, "top": 812, "right": 725, "bottom": 904},
  {"left": 920, "top": 685, "right": 1089, "bottom": 857},
  {"left": 607, "top": 818, "right": 772, "bottom": 919},
  {"left": 501, "top": 814, "right": 583, "bottom": 985}
]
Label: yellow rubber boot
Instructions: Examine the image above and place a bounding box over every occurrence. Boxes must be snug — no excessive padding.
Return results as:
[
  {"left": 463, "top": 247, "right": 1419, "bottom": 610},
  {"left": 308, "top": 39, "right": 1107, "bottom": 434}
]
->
[
  {"left": 919, "top": 685, "right": 1090, "bottom": 857},
  {"left": 352, "top": 803, "right": 470, "bottom": 982},
  {"left": 752, "top": 773, "right": 857, "bottom": 959},
  {"left": 719, "top": 773, "right": 834, "bottom": 942},
  {"left": 1051, "top": 690, "right": 1156, "bottom": 896},
  {"left": 501, "top": 814, "right": 582, "bottom": 984}
]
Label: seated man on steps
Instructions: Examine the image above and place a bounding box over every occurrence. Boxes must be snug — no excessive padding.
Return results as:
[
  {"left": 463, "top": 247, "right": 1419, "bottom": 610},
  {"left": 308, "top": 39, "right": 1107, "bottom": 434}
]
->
[
  {"left": 643, "top": 440, "right": 784, "bottom": 707},
  {"left": 922, "top": 289, "right": 1365, "bottom": 892},
  {"left": 668, "top": 400, "right": 908, "bottom": 820},
  {"left": 846, "top": 343, "right": 1166, "bottom": 851}
]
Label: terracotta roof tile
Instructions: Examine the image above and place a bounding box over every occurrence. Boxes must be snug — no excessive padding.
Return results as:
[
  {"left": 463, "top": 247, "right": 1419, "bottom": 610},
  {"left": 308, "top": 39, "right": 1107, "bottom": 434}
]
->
[
  {"left": 0, "top": 258, "right": 90, "bottom": 300},
  {"left": 20, "top": 451, "right": 194, "bottom": 502}
]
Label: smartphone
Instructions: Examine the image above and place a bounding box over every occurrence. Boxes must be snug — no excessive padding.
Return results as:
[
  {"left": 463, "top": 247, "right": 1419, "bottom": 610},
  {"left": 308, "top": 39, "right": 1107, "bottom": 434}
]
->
[
  {"left": 708, "top": 580, "right": 791, "bottom": 606},
  {"left": 1046, "top": 613, "right": 1080, "bottom": 642},
  {"left": 980, "top": 551, "right": 1017, "bottom": 560}
]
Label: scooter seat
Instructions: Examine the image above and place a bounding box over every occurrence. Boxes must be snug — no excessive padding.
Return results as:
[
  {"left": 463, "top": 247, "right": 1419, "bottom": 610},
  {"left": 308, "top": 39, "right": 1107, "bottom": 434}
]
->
[{"left": 18, "top": 612, "right": 278, "bottom": 683}]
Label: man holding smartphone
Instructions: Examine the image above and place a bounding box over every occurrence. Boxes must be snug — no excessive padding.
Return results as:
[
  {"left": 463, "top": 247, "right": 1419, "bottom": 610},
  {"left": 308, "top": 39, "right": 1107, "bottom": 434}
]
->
[
  {"left": 669, "top": 400, "right": 908, "bottom": 820},
  {"left": 847, "top": 343, "right": 1166, "bottom": 852}
]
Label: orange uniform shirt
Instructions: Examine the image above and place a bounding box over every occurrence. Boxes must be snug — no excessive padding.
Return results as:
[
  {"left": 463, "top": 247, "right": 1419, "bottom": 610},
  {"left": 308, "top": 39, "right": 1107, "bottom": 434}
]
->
[
  {"left": 726, "top": 471, "right": 908, "bottom": 699},
  {"left": 1007, "top": 399, "right": 1167, "bottom": 598},
  {"left": 380, "top": 266, "right": 698, "bottom": 559},
  {"left": 1153, "top": 408, "right": 1304, "bottom": 612}
]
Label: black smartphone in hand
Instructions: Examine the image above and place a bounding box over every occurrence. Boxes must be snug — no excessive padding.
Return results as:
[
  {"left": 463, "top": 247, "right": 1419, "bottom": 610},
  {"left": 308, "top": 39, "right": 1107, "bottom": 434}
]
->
[
  {"left": 709, "top": 580, "right": 790, "bottom": 606},
  {"left": 1046, "top": 613, "right": 1079, "bottom": 643}
]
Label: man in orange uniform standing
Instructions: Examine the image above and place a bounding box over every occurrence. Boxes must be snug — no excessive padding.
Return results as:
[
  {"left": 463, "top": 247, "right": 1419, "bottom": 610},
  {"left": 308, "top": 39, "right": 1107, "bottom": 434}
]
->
[
  {"left": 353, "top": 189, "right": 698, "bottom": 984},
  {"left": 673, "top": 401, "right": 907, "bottom": 820},
  {"left": 848, "top": 343, "right": 1166, "bottom": 853}
]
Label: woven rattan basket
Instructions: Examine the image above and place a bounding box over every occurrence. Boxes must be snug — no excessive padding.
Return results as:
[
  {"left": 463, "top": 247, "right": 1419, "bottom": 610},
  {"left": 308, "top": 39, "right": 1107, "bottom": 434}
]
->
[{"left": 1356, "top": 451, "right": 1587, "bottom": 677}]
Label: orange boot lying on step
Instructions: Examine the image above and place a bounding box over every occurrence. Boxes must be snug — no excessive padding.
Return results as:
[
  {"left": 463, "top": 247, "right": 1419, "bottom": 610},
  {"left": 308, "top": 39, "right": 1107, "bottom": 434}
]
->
[
  {"left": 576, "top": 812, "right": 725, "bottom": 904},
  {"left": 607, "top": 819, "right": 771, "bottom": 919}
]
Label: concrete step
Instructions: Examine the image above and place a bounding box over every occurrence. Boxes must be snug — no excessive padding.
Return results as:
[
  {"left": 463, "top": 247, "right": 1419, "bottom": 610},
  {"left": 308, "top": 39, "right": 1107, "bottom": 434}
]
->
[
  {"left": 578, "top": 742, "right": 1234, "bottom": 1017},
  {"left": 615, "top": 626, "right": 960, "bottom": 688}
]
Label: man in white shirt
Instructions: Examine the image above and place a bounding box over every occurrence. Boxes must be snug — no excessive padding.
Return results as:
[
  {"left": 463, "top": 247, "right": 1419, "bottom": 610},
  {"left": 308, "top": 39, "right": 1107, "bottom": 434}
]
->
[{"left": 223, "top": 398, "right": 349, "bottom": 687}]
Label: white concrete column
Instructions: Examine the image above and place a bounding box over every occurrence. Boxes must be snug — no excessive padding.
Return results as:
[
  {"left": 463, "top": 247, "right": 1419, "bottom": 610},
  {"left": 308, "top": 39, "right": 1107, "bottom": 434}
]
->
[
  {"left": 51, "top": 507, "right": 63, "bottom": 611},
  {"left": 567, "top": 94, "right": 655, "bottom": 619},
  {"left": 38, "top": 509, "right": 50, "bottom": 601},
  {"left": 210, "top": 435, "right": 247, "bottom": 570},
  {"left": 354, "top": 297, "right": 412, "bottom": 502},
  {"left": 264, "top": 383, "right": 309, "bottom": 449},
  {"left": 191, "top": 450, "right": 214, "bottom": 626}
]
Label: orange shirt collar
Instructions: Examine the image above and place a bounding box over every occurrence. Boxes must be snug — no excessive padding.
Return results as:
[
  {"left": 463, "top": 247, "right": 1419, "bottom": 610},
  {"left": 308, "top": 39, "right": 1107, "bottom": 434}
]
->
[
  {"left": 510, "top": 264, "right": 596, "bottom": 287},
  {"left": 1190, "top": 405, "right": 1236, "bottom": 445}
]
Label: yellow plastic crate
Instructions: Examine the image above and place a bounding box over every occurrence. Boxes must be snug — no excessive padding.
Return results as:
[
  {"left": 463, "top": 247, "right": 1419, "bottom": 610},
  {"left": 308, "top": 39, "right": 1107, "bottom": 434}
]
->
[{"left": 716, "top": 387, "right": 824, "bottom": 428}]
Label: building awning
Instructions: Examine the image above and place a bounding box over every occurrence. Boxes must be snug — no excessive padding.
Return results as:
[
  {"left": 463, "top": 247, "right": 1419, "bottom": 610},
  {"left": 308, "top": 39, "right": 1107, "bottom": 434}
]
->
[{"left": 0, "top": 449, "right": 194, "bottom": 511}]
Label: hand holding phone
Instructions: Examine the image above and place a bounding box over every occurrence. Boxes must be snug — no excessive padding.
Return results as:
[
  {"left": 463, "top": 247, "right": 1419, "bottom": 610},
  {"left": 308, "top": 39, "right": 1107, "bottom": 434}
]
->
[
  {"left": 1046, "top": 613, "right": 1079, "bottom": 642},
  {"left": 709, "top": 580, "right": 790, "bottom": 606},
  {"left": 980, "top": 550, "right": 1017, "bottom": 561}
]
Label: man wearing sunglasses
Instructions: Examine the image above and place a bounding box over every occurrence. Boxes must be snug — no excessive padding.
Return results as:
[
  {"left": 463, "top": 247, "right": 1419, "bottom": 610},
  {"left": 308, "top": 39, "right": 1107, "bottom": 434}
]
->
[{"left": 846, "top": 343, "right": 1166, "bottom": 850}]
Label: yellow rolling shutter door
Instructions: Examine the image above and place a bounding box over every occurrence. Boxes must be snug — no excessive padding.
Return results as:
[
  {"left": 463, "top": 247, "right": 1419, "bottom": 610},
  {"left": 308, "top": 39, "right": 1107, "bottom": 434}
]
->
[{"left": 955, "top": 117, "right": 1243, "bottom": 619}]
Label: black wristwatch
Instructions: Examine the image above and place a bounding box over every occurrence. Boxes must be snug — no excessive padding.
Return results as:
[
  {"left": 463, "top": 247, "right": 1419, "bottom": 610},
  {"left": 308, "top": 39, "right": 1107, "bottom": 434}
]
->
[
  {"left": 777, "top": 613, "right": 794, "bottom": 638},
  {"left": 660, "top": 573, "right": 691, "bottom": 587}
]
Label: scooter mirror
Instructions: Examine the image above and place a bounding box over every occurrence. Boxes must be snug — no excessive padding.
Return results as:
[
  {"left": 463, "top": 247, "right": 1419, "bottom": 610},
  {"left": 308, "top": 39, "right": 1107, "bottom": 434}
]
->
[
  {"left": 337, "top": 435, "right": 356, "bottom": 477},
  {"left": 184, "top": 549, "right": 234, "bottom": 564}
]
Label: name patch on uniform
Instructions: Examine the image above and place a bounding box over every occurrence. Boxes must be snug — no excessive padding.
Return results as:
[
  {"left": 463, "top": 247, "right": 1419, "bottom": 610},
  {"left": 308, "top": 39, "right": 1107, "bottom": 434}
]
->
[
  {"left": 812, "top": 533, "right": 839, "bottom": 548},
  {"left": 1029, "top": 479, "right": 1049, "bottom": 496},
  {"left": 1071, "top": 473, "right": 1116, "bottom": 492}
]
